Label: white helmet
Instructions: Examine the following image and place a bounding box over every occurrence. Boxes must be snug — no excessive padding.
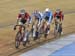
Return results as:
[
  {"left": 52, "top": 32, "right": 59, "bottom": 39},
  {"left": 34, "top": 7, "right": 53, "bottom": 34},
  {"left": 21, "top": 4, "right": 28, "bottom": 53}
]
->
[
  {"left": 45, "top": 8, "right": 50, "bottom": 12},
  {"left": 20, "top": 8, "right": 25, "bottom": 14}
]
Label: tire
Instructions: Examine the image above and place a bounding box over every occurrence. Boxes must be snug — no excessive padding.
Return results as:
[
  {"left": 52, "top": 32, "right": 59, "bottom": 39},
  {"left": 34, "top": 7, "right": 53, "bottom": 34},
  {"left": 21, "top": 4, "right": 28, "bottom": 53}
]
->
[
  {"left": 23, "top": 31, "right": 30, "bottom": 46},
  {"left": 58, "top": 32, "right": 61, "bottom": 37},
  {"left": 54, "top": 26, "right": 58, "bottom": 38},
  {"left": 23, "top": 41, "right": 27, "bottom": 47},
  {"left": 44, "top": 33, "right": 48, "bottom": 38},
  {"left": 58, "top": 25, "right": 62, "bottom": 37},
  {"left": 39, "top": 24, "right": 44, "bottom": 34},
  {"left": 15, "top": 32, "right": 22, "bottom": 48},
  {"left": 44, "top": 29, "right": 47, "bottom": 38},
  {"left": 22, "top": 37, "right": 27, "bottom": 46},
  {"left": 15, "top": 40, "right": 20, "bottom": 48}
]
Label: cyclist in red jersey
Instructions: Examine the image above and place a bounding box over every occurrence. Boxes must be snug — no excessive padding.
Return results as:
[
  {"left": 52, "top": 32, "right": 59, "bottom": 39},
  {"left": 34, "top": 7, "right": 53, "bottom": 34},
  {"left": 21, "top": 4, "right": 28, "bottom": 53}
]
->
[
  {"left": 17, "top": 9, "right": 30, "bottom": 25},
  {"left": 53, "top": 8, "right": 64, "bottom": 34},
  {"left": 14, "top": 9, "right": 31, "bottom": 30},
  {"left": 53, "top": 8, "right": 64, "bottom": 23}
]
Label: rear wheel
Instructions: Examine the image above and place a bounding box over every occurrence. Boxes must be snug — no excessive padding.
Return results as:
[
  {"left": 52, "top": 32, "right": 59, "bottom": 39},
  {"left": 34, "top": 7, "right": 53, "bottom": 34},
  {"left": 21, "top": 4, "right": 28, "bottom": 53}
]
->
[
  {"left": 23, "top": 38, "right": 30, "bottom": 46},
  {"left": 44, "top": 29, "right": 48, "bottom": 38},
  {"left": 54, "top": 23, "right": 62, "bottom": 38},
  {"left": 44, "top": 33, "right": 48, "bottom": 38},
  {"left": 23, "top": 36, "right": 27, "bottom": 47},
  {"left": 23, "top": 41, "right": 27, "bottom": 47}
]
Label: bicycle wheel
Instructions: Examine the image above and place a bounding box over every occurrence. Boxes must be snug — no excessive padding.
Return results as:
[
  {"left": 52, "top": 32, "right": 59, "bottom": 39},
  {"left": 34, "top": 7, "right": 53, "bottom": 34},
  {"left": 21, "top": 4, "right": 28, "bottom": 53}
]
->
[
  {"left": 44, "top": 26, "right": 50, "bottom": 38},
  {"left": 23, "top": 38, "right": 30, "bottom": 46},
  {"left": 23, "top": 41, "right": 27, "bottom": 46},
  {"left": 58, "top": 24, "right": 62, "bottom": 37},
  {"left": 54, "top": 24, "right": 58, "bottom": 38},
  {"left": 44, "top": 33, "right": 48, "bottom": 38},
  {"left": 23, "top": 35, "right": 27, "bottom": 46},
  {"left": 15, "top": 32, "right": 22, "bottom": 48},
  {"left": 39, "top": 25, "right": 44, "bottom": 34},
  {"left": 23, "top": 30, "right": 30, "bottom": 46}
]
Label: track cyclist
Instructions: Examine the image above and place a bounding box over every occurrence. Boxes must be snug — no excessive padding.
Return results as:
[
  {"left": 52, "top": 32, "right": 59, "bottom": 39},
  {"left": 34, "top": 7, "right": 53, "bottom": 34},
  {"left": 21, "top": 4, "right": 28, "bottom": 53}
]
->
[
  {"left": 43, "top": 8, "right": 53, "bottom": 35},
  {"left": 14, "top": 8, "right": 31, "bottom": 31},
  {"left": 32, "top": 10, "right": 43, "bottom": 26},
  {"left": 53, "top": 8, "right": 64, "bottom": 34}
]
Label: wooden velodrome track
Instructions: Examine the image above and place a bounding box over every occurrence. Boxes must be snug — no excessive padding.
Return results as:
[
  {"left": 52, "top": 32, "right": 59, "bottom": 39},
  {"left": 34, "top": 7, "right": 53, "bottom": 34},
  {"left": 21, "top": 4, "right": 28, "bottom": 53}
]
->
[{"left": 0, "top": 0, "right": 75, "bottom": 56}]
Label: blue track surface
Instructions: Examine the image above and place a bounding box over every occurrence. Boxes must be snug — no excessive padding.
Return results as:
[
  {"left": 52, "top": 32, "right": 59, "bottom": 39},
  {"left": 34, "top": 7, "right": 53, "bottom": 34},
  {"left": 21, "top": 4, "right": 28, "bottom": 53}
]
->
[
  {"left": 20, "top": 34, "right": 75, "bottom": 56},
  {"left": 50, "top": 43, "right": 75, "bottom": 56}
]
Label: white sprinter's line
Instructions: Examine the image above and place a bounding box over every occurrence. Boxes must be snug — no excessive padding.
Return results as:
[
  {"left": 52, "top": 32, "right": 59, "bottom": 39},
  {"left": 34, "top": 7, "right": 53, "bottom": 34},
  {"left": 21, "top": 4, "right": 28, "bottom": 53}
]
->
[{"left": 20, "top": 34, "right": 75, "bottom": 56}]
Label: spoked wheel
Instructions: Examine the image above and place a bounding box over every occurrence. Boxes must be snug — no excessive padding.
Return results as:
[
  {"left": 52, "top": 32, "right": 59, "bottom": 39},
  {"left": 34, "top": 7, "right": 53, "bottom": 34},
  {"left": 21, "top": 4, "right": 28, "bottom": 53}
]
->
[{"left": 15, "top": 32, "right": 22, "bottom": 48}]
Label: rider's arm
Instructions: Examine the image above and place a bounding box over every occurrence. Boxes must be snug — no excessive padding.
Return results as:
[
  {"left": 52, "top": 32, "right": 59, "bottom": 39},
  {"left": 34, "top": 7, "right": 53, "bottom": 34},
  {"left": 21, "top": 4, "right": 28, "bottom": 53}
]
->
[
  {"left": 52, "top": 12, "right": 57, "bottom": 24},
  {"left": 17, "top": 14, "right": 21, "bottom": 24},
  {"left": 61, "top": 12, "right": 64, "bottom": 21},
  {"left": 42, "top": 12, "right": 46, "bottom": 20},
  {"left": 26, "top": 13, "right": 32, "bottom": 24},
  {"left": 25, "top": 12, "right": 30, "bottom": 20},
  {"left": 53, "top": 12, "right": 57, "bottom": 19},
  {"left": 29, "top": 16, "right": 32, "bottom": 24},
  {"left": 17, "top": 19, "right": 19, "bottom": 24},
  {"left": 59, "top": 11, "right": 64, "bottom": 23},
  {"left": 49, "top": 11, "right": 53, "bottom": 23},
  {"left": 39, "top": 12, "right": 43, "bottom": 20}
]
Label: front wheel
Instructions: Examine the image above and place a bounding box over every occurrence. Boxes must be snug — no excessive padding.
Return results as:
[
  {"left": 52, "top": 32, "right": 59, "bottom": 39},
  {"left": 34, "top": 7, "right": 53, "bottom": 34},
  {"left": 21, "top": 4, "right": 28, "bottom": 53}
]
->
[
  {"left": 44, "top": 26, "right": 50, "bottom": 38},
  {"left": 58, "top": 26, "right": 62, "bottom": 37},
  {"left": 15, "top": 40, "right": 20, "bottom": 48},
  {"left": 15, "top": 32, "right": 22, "bottom": 48},
  {"left": 54, "top": 27, "right": 58, "bottom": 38}
]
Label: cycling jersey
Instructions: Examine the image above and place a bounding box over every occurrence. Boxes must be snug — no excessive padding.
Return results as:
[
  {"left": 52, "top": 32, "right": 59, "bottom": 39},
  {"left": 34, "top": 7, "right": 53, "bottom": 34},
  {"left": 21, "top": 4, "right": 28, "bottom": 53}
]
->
[
  {"left": 32, "top": 12, "right": 43, "bottom": 25},
  {"left": 33, "top": 12, "right": 43, "bottom": 20},
  {"left": 43, "top": 11, "right": 53, "bottom": 24},
  {"left": 17, "top": 12, "right": 31, "bottom": 24},
  {"left": 18, "top": 12, "right": 30, "bottom": 20},
  {"left": 54, "top": 11, "right": 64, "bottom": 21}
]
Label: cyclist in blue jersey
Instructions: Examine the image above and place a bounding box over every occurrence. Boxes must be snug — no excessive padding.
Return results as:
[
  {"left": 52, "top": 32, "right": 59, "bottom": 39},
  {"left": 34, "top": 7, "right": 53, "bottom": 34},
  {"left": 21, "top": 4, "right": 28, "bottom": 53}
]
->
[
  {"left": 42, "top": 8, "right": 53, "bottom": 35},
  {"left": 43, "top": 8, "right": 53, "bottom": 25}
]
